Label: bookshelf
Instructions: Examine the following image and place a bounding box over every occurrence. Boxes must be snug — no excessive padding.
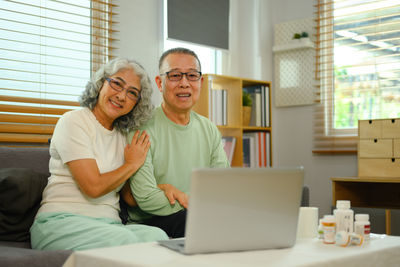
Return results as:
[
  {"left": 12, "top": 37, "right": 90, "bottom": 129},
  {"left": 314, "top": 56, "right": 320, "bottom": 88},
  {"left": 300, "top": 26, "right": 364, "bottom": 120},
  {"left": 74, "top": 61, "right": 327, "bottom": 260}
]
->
[{"left": 193, "top": 74, "right": 272, "bottom": 167}]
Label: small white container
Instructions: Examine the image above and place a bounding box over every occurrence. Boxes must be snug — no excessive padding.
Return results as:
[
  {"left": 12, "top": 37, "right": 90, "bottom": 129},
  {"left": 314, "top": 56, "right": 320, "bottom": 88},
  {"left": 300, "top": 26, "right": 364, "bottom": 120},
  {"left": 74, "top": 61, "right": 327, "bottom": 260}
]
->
[
  {"left": 321, "top": 215, "right": 336, "bottom": 244},
  {"left": 354, "top": 214, "right": 370, "bottom": 240},
  {"left": 318, "top": 218, "right": 324, "bottom": 239},
  {"left": 335, "top": 231, "right": 363, "bottom": 247},
  {"left": 333, "top": 200, "right": 354, "bottom": 233}
]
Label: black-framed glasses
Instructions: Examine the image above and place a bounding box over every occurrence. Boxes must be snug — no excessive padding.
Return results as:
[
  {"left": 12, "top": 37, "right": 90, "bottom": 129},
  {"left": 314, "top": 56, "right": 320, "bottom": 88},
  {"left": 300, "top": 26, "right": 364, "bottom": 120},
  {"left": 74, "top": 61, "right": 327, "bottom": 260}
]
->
[
  {"left": 105, "top": 77, "right": 141, "bottom": 101},
  {"left": 161, "top": 70, "right": 202, "bottom": 81}
]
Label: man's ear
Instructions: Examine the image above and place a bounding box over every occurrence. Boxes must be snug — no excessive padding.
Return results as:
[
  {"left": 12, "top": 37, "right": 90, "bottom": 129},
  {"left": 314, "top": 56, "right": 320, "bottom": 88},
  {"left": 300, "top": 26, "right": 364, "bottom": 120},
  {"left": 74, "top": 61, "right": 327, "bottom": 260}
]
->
[{"left": 155, "top": 75, "right": 163, "bottom": 93}]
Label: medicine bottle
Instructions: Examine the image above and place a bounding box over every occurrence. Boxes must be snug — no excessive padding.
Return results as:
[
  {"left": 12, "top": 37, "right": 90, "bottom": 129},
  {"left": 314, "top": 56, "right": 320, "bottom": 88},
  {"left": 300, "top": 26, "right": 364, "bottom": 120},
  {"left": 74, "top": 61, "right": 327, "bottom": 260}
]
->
[
  {"left": 335, "top": 231, "right": 363, "bottom": 247},
  {"left": 321, "top": 215, "right": 336, "bottom": 244},
  {"left": 354, "top": 214, "right": 370, "bottom": 240},
  {"left": 333, "top": 200, "right": 354, "bottom": 233},
  {"left": 318, "top": 219, "right": 324, "bottom": 239}
]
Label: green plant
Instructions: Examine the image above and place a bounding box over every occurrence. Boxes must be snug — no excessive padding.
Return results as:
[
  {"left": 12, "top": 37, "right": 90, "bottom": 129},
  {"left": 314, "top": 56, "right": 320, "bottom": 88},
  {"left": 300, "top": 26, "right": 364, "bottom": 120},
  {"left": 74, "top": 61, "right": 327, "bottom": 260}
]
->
[
  {"left": 242, "top": 92, "right": 252, "bottom": 107},
  {"left": 301, "top": 32, "right": 309, "bottom": 38},
  {"left": 293, "top": 33, "right": 301, "bottom": 39}
]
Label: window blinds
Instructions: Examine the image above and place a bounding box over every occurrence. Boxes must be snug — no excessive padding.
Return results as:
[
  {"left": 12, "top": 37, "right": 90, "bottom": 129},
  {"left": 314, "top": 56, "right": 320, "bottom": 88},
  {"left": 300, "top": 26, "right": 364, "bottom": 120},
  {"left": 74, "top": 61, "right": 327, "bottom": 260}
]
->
[
  {"left": 0, "top": 0, "right": 117, "bottom": 144},
  {"left": 314, "top": 0, "right": 400, "bottom": 153}
]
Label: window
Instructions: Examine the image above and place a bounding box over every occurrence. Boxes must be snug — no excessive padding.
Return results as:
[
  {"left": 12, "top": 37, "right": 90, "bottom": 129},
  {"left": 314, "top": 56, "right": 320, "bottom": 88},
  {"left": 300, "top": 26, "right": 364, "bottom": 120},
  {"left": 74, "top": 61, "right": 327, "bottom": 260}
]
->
[
  {"left": 164, "top": 39, "right": 222, "bottom": 74},
  {"left": 162, "top": 0, "right": 225, "bottom": 75},
  {"left": 0, "top": 0, "right": 116, "bottom": 144},
  {"left": 314, "top": 0, "right": 400, "bottom": 152}
]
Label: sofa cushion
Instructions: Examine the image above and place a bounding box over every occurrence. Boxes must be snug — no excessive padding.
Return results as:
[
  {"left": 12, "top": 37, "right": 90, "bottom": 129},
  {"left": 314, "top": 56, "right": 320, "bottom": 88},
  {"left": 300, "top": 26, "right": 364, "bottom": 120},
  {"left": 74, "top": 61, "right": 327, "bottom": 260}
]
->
[{"left": 0, "top": 168, "right": 48, "bottom": 242}]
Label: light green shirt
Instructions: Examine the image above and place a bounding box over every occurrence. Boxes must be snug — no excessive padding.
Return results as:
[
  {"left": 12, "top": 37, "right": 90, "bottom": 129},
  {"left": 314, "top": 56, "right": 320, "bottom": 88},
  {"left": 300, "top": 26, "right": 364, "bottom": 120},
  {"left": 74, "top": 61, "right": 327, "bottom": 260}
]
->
[{"left": 126, "top": 106, "right": 229, "bottom": 222}]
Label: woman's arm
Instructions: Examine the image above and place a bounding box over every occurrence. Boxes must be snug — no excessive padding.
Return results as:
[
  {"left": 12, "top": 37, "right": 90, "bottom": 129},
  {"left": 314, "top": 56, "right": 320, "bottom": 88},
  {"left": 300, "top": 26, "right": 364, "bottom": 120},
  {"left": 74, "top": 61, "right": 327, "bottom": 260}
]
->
[
  {"left": 67, "top": 130, "right": 150, "bottom": 198},
  {"left": 121, "top": 181, "right": 137, "bottom": 206}
]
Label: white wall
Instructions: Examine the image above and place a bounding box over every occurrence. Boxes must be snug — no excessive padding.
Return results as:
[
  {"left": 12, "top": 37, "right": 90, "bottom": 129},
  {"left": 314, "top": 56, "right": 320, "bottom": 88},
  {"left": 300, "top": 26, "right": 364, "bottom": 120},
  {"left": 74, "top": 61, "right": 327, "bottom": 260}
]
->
[
  {"left": 115, "top": 0, "right": 359, "bottom": 217},
  {"left": 266, "top": 0, "right": 358, "bottom": 217},
  {"left": 114, "top": 0, "right": 163, "bottom": 106}
]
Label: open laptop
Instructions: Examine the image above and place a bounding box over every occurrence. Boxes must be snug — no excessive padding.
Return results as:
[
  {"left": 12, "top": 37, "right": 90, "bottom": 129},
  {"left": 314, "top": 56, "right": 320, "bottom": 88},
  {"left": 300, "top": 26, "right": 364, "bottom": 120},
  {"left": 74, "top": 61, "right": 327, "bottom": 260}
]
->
[{"left": 158, "top": 166, "right": 304, "bottom": 254}]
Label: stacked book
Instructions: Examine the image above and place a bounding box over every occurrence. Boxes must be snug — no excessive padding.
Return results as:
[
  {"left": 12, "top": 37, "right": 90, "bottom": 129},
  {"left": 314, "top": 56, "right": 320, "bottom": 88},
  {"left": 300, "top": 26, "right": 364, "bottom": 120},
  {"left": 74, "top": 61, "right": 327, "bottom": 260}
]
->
[
  {"left": 209, "top": 89, "right": 227, "bottom": 126},
  {"left": 242, "top": 132, "right": 271, "bottom": 167},
  {"left": 242, "top": 85, "right": 270, "bottom": 127},
  {"left": 221, "top": 136, "right": 236, "bottom": 165}
]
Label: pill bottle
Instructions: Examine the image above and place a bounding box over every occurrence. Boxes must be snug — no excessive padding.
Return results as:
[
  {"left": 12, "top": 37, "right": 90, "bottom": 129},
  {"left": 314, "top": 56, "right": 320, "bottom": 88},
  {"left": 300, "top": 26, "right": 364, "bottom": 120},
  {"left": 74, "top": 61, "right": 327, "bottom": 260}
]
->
[
  {"left": 318, "top": 218, "right": 324, "bottom": 239},
  {"left": 354, "top": 214, "right": 370, "bottom": 240},
  {"left": 333, "top": 200, "right": 354, "bottom": 233},
  {"left": 321, "top": 215, "right": 336, "bottom": 244},
  {"left": 335, "top": 231, "right": 363, "bottom": 247}
]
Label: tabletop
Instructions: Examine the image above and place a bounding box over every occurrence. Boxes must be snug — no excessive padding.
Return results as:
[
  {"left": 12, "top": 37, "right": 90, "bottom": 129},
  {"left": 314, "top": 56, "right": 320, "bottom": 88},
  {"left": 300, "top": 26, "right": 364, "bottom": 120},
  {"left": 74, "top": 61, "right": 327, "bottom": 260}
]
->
[{"left": 63, "top": 234, "right": 400, "bottom": 267}]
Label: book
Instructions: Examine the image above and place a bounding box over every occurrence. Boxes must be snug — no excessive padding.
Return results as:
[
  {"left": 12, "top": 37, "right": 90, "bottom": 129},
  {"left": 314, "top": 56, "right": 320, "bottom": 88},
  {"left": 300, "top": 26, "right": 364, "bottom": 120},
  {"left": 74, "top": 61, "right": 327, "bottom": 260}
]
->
[
  {"left": 243, "top": 86, "right": 262, "bottom": 127},
  {"left": 222, "top": 136, "right": 236, "bottom": 165},
  {"left": 242, "top": 136, "right": 251, "bottom": 167},
  {"left": 264, "top": 85, "right": 270, "bottom": 127},
  {"left": 244, "top": 132, "right": 259, "bottom": 167},
  {"left": 242, "top": 135, "right": 256, "bottom": 167},
  {"left": 266, "top": 132, "right": 271, "bottom": 167}
]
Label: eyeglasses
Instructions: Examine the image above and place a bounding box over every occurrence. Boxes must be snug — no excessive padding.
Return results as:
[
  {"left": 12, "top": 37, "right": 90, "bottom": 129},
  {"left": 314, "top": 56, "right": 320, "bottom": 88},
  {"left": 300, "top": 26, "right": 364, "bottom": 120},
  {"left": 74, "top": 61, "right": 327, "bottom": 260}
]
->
[
  {"left": 161, "top": 70, "right": 202, "bottom": 81},
  {"left": 105, "top": 77, "right": 141, "bottom": 101}
]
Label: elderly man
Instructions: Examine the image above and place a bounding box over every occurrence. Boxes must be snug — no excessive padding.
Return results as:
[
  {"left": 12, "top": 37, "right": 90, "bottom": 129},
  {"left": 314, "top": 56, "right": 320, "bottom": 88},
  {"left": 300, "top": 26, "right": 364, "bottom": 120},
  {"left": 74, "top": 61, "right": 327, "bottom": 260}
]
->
[{"left": 122, "top": 47, "right": 229, "bottom": 238}]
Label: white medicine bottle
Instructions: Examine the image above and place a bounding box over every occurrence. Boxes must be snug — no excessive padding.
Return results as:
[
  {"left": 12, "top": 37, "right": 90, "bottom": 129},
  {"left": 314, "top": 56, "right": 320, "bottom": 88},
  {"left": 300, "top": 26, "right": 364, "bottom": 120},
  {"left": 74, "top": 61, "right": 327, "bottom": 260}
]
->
[
  {"left": 333, "top": 200, "right": 354, "bottom": 233},
  {"left": 354, "top": 214, "right": 370, "bottom": 240}
]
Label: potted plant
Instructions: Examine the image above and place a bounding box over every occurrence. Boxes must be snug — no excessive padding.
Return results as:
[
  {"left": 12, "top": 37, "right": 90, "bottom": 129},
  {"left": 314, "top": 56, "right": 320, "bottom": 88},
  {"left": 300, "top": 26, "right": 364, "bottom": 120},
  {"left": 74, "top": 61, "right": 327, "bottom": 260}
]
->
[{"left": 242, "top": 91, "right": 252, "bottom": 126}]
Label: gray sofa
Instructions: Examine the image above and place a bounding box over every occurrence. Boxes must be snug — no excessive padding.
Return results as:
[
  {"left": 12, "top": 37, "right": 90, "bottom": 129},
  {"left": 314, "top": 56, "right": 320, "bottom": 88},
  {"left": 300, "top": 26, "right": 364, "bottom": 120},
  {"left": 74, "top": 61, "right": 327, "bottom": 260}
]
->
[
  {"left": 0, "top": 146, "right": 72, "bottom": 267},
  {"left": 0, "top": 146, "right": 311, "bottom": 267}
]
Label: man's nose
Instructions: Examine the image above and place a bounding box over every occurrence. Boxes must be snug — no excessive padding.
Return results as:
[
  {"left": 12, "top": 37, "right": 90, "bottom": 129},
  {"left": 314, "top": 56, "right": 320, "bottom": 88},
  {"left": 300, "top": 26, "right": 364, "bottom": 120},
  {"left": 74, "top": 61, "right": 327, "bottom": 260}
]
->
[{"left": 179, "top": 74, "right": 190, "bottom": 86}]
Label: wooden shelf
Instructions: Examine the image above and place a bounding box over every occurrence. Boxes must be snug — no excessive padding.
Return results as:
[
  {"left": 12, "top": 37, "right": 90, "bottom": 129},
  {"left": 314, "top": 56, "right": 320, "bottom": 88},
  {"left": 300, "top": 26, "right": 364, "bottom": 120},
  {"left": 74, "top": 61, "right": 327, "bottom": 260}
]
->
[
  {"left": 193, "top": 74, "right": 272, "bottom": 167},
  {"left": 331, "top": 176, "right": 400, "bottom": 235},
  {"left": 272, "top": 38, "right": 314, "bottom": 53},
  {"left": 243, "top": 126, "right": 271, "bottom": 131}
]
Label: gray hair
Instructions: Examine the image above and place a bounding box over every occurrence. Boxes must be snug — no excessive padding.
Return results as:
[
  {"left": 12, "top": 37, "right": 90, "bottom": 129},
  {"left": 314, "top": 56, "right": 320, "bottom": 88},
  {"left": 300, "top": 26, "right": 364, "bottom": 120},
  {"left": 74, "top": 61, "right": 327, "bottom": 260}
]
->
[
  {"left": 158, "top": 47, "right": 201, "bottom": 72},
  {"left": 79, "top": 58, "right": 154, "bottom": 133}
]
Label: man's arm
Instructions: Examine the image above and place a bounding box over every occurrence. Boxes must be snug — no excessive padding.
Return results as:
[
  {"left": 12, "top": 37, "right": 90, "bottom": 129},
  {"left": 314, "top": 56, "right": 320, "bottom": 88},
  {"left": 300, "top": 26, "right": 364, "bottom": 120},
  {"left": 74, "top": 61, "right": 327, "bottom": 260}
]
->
[
  {"left": 121, "top": 181, "right": 188, "bottom": 209},
  {"left": 129, "top": 149, "right": 184, "bottom": 216}
]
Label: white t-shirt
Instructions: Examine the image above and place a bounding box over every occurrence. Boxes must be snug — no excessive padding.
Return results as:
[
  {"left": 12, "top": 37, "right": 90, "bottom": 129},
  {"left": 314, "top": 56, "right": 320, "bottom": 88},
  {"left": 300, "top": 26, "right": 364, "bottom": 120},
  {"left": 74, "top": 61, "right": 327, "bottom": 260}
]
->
[{"left": 37, "top": 108, "right": 126, "bottom": 221}]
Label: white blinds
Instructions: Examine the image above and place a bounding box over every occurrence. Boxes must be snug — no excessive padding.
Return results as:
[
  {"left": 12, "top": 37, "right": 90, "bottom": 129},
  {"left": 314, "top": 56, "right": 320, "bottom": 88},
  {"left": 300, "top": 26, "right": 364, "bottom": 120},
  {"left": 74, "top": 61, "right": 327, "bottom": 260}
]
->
[
  {"left": 314, "top": 0, "right": 400, "bottom": 153},
  {"left": 0, "top": 0, "right": 117, "bottom": 144}
]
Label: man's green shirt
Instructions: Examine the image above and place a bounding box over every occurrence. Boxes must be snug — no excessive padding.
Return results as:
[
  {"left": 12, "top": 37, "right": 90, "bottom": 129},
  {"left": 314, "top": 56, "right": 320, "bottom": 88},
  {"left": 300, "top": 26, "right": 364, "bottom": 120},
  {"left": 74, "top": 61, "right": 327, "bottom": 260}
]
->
[{"left": 126, "top": 106, "right": 229, "bottom": 222}]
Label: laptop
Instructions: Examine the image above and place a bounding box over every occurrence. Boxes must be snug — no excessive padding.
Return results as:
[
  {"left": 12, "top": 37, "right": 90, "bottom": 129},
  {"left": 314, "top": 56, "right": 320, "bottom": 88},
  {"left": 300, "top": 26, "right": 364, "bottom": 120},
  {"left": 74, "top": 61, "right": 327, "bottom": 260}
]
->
[{"left": 158, "top": 166, "right": 304, "bottom": 254}]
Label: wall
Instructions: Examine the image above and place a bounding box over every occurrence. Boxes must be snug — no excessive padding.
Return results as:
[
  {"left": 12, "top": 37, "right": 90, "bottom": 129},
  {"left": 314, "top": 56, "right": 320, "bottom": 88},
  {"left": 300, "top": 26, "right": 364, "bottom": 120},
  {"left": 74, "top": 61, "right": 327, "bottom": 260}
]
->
[
  {"left": 114, "top": 0, "right": 359, "bottom": 218},
  {"left": 114, "top": 0, "right": 163, "bottom": 106},
  {"left": 266, "top": 0, "right": 358, "bottom": 217}
]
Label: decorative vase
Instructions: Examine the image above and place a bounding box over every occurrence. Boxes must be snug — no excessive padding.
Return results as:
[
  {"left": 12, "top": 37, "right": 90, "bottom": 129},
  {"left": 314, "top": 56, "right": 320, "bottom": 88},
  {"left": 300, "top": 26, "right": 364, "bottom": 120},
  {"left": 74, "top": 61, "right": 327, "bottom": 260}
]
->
[{"left": 242, "top": 106, "right": 252, "bottom": 126}]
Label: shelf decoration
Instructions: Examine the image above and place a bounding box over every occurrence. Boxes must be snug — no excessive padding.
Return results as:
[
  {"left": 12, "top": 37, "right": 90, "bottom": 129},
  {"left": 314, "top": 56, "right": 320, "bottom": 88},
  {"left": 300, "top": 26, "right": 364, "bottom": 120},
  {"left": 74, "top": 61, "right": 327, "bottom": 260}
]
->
[{"left": 273, "top": 18, "right": 316, "bottom": 107}]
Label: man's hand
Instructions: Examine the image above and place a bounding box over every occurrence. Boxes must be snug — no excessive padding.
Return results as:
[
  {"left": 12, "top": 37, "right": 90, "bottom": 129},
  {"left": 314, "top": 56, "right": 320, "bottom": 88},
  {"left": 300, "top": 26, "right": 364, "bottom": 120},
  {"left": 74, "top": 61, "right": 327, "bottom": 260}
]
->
[{"left": 158, "top": 184, "right": 188, "bottom": 209}]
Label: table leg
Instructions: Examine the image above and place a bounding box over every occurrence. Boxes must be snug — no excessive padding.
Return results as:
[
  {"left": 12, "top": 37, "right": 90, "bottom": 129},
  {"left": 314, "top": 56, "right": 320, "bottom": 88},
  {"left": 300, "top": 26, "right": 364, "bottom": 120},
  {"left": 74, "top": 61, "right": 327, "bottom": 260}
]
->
[{"left": 385, "top": 209, "right": 391, "bottom": 235}]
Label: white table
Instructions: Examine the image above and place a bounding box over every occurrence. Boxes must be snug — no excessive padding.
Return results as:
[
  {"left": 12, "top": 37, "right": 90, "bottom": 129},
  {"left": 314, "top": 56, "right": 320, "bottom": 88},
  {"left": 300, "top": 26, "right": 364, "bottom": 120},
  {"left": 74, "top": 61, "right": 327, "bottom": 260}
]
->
[{"left": 63, "top": 234, "right": 400, "bottom": 267}]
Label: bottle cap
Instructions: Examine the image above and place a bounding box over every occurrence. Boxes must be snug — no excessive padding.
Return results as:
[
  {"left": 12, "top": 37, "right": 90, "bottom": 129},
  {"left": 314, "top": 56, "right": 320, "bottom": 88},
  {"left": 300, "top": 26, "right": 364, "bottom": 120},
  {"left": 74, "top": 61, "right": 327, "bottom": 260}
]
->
[
  {"left": 336, "top": 200, "right": 351, "bottom": 209},
  {"left": 323, "top": 215, "right": 335, "bottom": 222},
  {"left": 355, "top": 214, "right": 369, "bottom": 221}
]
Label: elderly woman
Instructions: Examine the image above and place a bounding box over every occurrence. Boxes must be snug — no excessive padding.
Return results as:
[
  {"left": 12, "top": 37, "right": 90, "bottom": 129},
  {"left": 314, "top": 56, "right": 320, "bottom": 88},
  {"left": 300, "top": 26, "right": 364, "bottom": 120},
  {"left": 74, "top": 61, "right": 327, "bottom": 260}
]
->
[{"left": 30, "top": 58, "right": 168, "bottom": 251}]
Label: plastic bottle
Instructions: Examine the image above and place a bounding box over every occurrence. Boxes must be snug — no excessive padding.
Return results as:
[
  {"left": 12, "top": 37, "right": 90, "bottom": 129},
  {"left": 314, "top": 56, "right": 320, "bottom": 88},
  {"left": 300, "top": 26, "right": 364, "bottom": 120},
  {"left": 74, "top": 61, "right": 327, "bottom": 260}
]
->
[
  {"left": 318, "top": 218, "right": 324, "bottom": 239},
  {"left": 335, "top": 231, "right": 363, "bottom": 247},
  {"left": 333, "top": 200, "right": 354, "bottom": 233},
  {"left": 321, "top": 215, "right": 336, "bottom": 244},
  {"left": 354, "top": 214, "right": 370, "bottom": 240}
]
